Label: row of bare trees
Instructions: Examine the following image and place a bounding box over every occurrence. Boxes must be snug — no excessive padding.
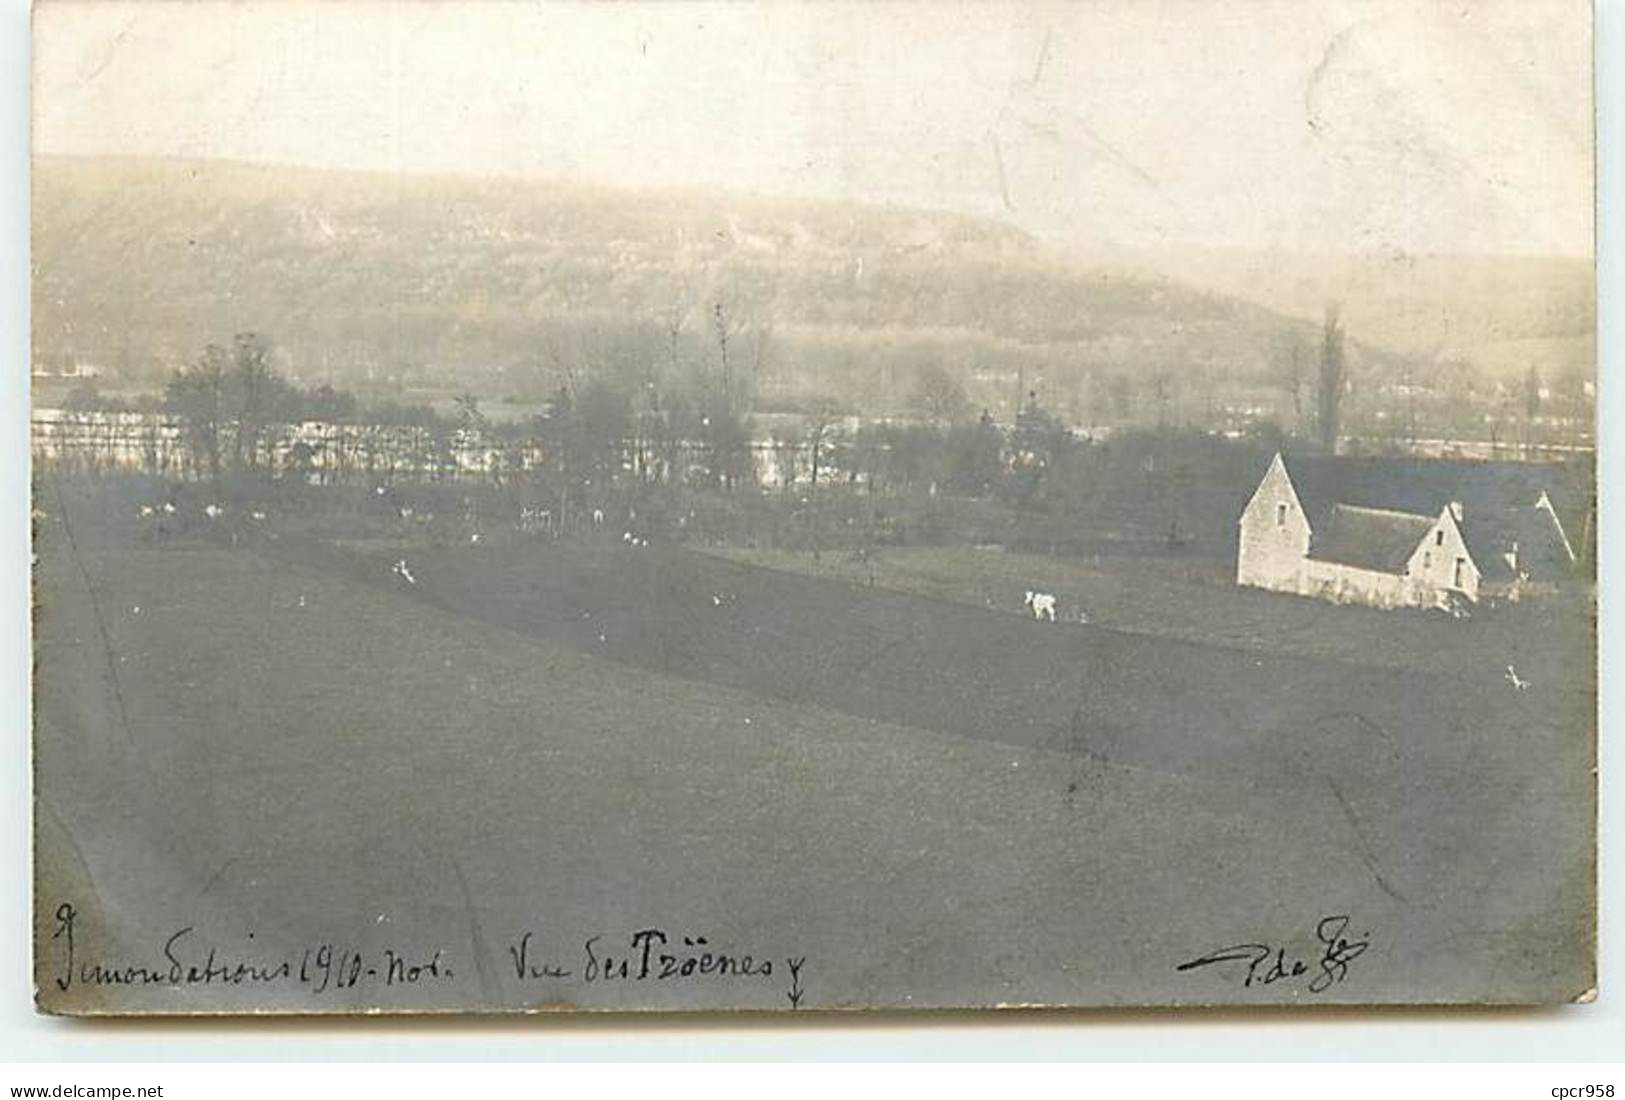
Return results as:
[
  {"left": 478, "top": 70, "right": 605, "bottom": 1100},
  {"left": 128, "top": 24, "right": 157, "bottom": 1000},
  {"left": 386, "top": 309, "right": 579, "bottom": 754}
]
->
[
  {"left": 161, "top": 332, "right": 368, "bottom": 479},
  {"left": 1269, "top": 302, "right": 1590, "bottom": 457},
  {"left": 1266, "top": 303, "right": 1345, "bottom": 455}
]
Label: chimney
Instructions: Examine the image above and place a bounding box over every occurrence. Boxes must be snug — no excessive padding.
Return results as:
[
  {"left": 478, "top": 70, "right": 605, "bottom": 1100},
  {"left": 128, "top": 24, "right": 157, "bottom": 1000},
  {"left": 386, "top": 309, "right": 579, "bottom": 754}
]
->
[{"left": 1449, "top": 501, "right": 1464, "bottom": 522}]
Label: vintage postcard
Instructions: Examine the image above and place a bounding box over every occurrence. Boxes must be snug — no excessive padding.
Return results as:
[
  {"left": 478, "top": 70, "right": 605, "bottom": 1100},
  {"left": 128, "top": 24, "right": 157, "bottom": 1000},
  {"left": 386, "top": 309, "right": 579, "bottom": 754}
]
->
[{"left": 30, "top": 0, "right": 1595, "bottom": 1014}]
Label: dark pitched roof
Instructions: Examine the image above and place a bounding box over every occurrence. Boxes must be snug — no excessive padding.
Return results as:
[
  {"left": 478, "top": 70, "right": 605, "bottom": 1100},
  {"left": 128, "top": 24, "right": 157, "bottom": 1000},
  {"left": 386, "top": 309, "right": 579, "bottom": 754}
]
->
[
  {"left": 1308, "top": 504, "right": 1434, "bottom": 573},
  {"left": 1460, "top": 505, "right": 1576, "bottom": 583},
  {"left": 1278, "top": 452, "right": 1590, "bottom": 541}
]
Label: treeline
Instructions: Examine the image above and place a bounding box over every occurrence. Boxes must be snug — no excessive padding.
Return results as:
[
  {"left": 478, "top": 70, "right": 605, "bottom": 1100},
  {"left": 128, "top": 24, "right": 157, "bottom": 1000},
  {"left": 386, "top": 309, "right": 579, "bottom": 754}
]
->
[
  {"left": 45, "top": 329, "right": 1327, "bottom": 558},
  {"left": 78, "top": 329, "right": 1290, "bottom": 491}
]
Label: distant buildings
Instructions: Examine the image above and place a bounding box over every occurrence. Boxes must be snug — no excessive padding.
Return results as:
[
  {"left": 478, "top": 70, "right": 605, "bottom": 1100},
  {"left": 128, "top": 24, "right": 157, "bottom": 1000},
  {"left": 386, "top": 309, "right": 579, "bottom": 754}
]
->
[
  {"left": 1237, "top": 451, "right": 1579, "bottom": 611},
  {"left": 31, "top": 359, "right": 104, "bottom": 380}
]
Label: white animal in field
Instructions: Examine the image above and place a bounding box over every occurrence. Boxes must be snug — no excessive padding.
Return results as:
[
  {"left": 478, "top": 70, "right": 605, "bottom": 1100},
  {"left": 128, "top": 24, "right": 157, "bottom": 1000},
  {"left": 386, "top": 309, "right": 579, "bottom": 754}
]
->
[
  {"left": 250, "top": 510, "right": 266, "bottom": 522},
  {"left": 392, "top": 559, "right": 417, "bottom": 585},
  {"left": 1505, "top": 665, "right": 1530, "bottom": 692},
  {"left": 162, "top": 502, "right": 176, "bottom": 514},
  {"left": 470, "top": 532, "right": 481, "bottom": 544},
  {"left": 139, "top": 505, "right": 155, "bottom": 518},
  {"left": 399, "top": 506, "right": 414, "bottom": 519},
  {"left": 203, "top": 504, "right": 224, "bottom": 520},
  {"left": 1024, "top": 590, "right": 1057, "bottom": 622},
  {"left": 623, "top": 531, "right": 633, "bottom": 543},
  {"left": 592, "top": 508, "right": 605, "bottom": 526}
]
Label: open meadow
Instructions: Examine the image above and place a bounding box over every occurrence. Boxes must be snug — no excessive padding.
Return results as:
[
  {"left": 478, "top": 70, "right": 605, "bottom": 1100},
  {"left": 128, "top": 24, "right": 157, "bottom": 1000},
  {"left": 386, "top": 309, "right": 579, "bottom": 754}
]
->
[{"left": 31, "top": 480, "right": 1595, "bottom": 1010}]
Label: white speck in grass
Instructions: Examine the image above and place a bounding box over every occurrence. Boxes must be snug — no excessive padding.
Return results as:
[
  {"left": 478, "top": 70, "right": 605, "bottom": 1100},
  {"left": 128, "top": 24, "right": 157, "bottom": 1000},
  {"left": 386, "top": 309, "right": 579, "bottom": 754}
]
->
[
  {"left": 376, "top": 913, "right": 387, "bottom": 924},
  {"left": 131, "top": 606, "right": 140, "bottom": 615},
  {"left": 1011, "top": 761, "right": 1019, "bottom": 768}
]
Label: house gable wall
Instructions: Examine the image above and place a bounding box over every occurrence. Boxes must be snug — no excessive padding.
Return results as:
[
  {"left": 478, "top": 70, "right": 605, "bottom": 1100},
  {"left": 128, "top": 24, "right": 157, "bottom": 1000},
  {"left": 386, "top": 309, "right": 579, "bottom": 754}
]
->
[
  {"left": 1405, "top": 507, "right": 1480, "bottom": 602},
  {"left": 1237, "top": 453, "right": 1311, "bottom": 593}
]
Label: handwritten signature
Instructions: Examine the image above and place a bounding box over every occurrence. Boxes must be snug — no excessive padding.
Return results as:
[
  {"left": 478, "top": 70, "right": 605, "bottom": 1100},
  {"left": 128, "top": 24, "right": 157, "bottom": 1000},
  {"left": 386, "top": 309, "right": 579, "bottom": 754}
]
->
[{"left": 1175, "top": 915, "right": 1370, "bottom": 994}]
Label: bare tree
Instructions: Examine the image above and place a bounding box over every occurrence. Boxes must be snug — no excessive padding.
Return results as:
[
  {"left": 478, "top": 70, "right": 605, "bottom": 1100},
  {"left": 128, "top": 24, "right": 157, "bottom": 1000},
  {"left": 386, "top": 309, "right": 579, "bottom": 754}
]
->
[
  {"left": 709, "top": 286, "right": 772, "bottom": 416},
  {"left": 453, "top": 392, "right": 490, "bottom": 481},
  {"left": 801, "top": 396, "right": 847, "bottom": 561},
  {"left": 165, "top": 343, "right": 229, "bottom": 480},
  {"left": 806, "top": 397, "right": 844, "bottom": 493},
  {"left": 712, "top": 301, "right": 744, "bottom": 410},
  {"left": 1522, "top": 364, "right": 1543, "bottom": 459},
  {"left": 1150, "top": 369, "right": 1175, "bottom": 427},
  {"left": 908, "top": 363, "right": 971, "bottom": 425},
  {"left": 664, "top": 293, "right": 690, "bottom": 374},
  {"left": 231, "top": 332, "right": 278, "bottom": 472},
  {"left": 1316, "top": 303, "right": 1346, "bottom": 455},
  {"left": 772, "top": 428, "right": 802, "bottom": 491},
  {"left": 1271, "top": 330, "right": 1309, "bottom": 435},
  {"left": 1553, "top": 365, "right": 1590, "bottom": 441},
  {"left": 747, "top": 316, "right": 774, "bottom": 398}
]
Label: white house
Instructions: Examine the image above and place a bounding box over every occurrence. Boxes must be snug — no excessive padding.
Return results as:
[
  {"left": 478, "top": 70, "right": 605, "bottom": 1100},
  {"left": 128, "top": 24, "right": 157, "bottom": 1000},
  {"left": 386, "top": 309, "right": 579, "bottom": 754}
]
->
[{"left": 1236, "top": 452, "right": 1576, "bottom": 610}]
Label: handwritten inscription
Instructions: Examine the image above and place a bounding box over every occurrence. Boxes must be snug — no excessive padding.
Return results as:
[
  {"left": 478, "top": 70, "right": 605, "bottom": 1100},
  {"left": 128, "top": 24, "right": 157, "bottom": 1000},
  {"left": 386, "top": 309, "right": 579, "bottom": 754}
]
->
[
  {"left": 1175, "top": 915, "right": 1371, "bottom": 994},
  {"left": 50, "top": 904, "right": 452, "bottom": 995},
  {"left": 50, "top": 903, "right": 810, "bottom": 1008},
  {"left": 508, "top": 928, "right": 807, "bottom": 1008}
]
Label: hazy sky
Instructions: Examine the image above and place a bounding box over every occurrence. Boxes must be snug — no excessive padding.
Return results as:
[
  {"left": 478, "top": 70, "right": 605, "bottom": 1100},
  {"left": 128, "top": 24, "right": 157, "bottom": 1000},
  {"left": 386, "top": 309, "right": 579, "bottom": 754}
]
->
[{"left": 34, "top": 0, "right": 1593, "bottom": 257}]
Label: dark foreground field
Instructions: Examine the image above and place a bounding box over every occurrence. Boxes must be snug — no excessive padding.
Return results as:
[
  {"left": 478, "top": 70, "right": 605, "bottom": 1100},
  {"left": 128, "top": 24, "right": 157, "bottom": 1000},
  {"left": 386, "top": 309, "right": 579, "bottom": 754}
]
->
[{"left": 32, "top": 487, "right": 1595, "bottom": 1012}]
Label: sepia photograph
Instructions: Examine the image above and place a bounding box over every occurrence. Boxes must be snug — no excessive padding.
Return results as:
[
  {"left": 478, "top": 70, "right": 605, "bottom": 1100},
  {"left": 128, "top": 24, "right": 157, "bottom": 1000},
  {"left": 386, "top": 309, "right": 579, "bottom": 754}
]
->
[{"left": 28, "top": 0, "right": 1595, "bottom": 1015}]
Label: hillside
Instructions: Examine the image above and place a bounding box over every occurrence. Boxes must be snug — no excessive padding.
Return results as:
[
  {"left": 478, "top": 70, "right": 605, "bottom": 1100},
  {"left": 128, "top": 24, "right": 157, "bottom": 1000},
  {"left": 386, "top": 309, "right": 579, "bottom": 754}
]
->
[
  {"left": 1113, "top": 245, "right": 1595, "bottom": 385},
  {"left": 34, "top": 156, "right": 1375, "bottom": 420}
]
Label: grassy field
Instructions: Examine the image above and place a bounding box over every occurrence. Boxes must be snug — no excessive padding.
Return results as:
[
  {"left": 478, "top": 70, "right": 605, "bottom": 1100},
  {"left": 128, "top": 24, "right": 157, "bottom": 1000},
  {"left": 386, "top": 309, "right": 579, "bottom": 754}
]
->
[
  {"left": 32, "top": 487, "right": 1595, "bottom": 1011},
  {"left": 702, "top": 543, "right": 1594, "bottom": 685}
]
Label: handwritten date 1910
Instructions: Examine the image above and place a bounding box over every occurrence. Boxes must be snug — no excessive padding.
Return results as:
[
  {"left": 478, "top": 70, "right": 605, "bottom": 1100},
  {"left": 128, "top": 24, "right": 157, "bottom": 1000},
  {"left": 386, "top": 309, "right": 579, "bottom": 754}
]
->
[{"left": 1175, "top": 915, "right": 1371, "bottom": 994}]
